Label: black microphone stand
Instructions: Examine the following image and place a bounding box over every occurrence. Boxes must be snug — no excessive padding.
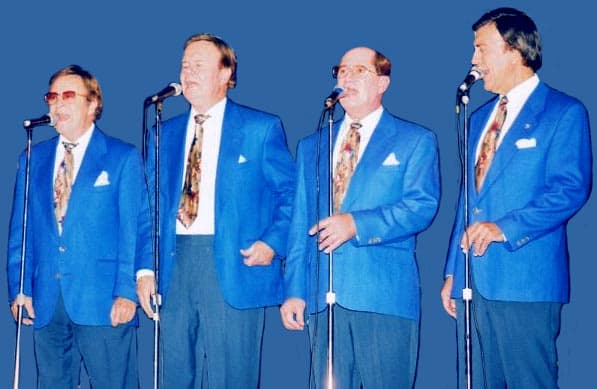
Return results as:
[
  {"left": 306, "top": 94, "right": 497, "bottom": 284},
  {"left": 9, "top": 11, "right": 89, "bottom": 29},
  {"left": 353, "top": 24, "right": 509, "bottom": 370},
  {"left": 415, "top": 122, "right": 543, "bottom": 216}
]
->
[
  {"left": 11, "top": 124, "right": 35, "bottom": 389},
  {"left": 457, "top": 90, "right": 473, "bottom": 389},
  {"left": 143, "top": 100, "right": 163, "bottom": 389}
]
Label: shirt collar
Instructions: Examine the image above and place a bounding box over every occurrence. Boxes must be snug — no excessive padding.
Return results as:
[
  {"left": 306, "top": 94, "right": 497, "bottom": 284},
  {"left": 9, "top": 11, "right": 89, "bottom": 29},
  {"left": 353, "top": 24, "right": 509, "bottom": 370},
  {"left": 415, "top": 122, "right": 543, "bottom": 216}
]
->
[
  {"left": 503, "top": 74, "right": 539, "bottom": 108},
  {"left": 58, "top": 123, "right": 95, "bottom": 149},
  {"left": 344, "top": 106, "right": 384, "bottom": 129},
  {"left": 190, "top": 97, "right": 227, "bottom": 121}
]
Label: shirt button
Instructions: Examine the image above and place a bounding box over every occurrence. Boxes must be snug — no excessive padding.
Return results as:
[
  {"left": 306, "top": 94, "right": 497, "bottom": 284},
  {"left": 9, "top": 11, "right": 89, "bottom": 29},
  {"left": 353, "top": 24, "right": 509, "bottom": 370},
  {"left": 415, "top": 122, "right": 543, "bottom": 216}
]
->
[
  {"left": 55, "top": 273, "right": 61, "bottom": 279},
  {"left": 58, "top": 246, "right": 66, "bottom": 253}
]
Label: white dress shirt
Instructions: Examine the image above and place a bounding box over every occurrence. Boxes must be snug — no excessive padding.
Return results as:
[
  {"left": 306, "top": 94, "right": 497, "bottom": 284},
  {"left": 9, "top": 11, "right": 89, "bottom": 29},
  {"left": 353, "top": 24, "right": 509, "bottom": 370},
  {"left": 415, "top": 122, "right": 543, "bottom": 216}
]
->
[
  {"left": 53, "top": 124, "right": 95, "bottom": 183},
  {"left": 475, "top": 74, "right": 540, "bottom": 161},
  {"left": 333, "top": 106, "right": 384, "bottom": 171},
  {"left": 176, "top": 98, "right": 226, "bottom": 235}
]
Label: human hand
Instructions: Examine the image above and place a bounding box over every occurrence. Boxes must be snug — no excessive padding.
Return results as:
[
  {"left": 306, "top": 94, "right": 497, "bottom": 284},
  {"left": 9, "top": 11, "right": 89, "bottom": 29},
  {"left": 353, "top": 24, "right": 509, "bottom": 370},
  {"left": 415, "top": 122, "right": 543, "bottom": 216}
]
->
[
  {"left": 280, "top": 298, "right": 306, "bottom": 330},
  {"left": 309, "top": 213, "right": 356, "bottom": 253},
  {"left": 241, "top": 241, "right": 275, "bottom": 266}
]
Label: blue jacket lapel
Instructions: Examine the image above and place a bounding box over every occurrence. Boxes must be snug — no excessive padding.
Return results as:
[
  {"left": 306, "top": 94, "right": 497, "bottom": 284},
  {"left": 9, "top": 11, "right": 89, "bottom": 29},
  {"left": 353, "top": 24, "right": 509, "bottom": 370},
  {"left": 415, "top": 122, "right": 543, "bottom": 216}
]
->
[
  {"left": 62, "top": 128, "right": 107, "bottom": 233},
  {"left": 162, "top": 114, "right": 188, "bottom": 208},
  {"left": 216, "top": 101, "right": 245, "bottom": 205},
  {"left": 315, "top": 120, "right": 342, "bottom": 216},
  {"left": 218, "top": 100, "right": 245, "bottom": 170},
  {"left": 477, "top": 83, "right": 547, "bottom": 200},
  {"left": 468, "top": 98, "right": 496, "bottom": 202},
  {"left": 341, "top": 111, "right": 396, "bottom": 210},
  {"left": 40, "top": 137, "right": 61, "bottom": 237}
]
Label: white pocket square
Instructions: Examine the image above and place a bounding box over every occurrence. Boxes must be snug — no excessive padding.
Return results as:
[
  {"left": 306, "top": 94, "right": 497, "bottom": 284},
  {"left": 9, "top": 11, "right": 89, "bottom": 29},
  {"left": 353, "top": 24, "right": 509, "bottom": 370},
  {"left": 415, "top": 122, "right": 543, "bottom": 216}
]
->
[
  {"left": 515, "top": 138, "right": 537, "bottom": 149},
  {"left": 382, "top": 152, "right": 400, "bottom": 166},
  {"left": 94, "top": 171, "right": 110, "bottom": 187},
  {"left": 238, "top": 154, "right": 247, "bottom": 163}
]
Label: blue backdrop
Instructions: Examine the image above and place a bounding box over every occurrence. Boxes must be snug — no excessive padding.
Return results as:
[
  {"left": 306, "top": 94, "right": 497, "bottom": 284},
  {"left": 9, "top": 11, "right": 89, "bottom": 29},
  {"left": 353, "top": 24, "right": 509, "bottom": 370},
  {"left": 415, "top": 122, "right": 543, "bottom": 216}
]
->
[{"left": 1, "top": 1, "right": 595, "bottom": 388}]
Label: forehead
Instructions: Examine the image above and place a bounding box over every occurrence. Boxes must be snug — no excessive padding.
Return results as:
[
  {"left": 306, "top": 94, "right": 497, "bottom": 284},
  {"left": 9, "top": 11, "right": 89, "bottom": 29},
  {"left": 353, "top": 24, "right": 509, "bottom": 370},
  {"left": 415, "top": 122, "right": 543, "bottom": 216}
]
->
[
  {"left": 340, "top": 47, "right": 375, "bottom": 66},
  {"left": 182, "top": 40, "right": 221, "bottom": 62},
  {"left": 474, "top": 23, "right": 504, "bottom": 47},
  {"left": 50, "top": 74, "right": 85, "bottom": 91}
]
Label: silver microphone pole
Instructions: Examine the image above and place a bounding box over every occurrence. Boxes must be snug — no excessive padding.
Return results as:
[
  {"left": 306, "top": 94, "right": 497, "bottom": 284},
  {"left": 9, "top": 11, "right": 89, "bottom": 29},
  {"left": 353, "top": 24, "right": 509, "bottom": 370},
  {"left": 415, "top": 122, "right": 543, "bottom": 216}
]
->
[
  {"left": 143, "top": 99, "right": 163, "bottom": 389},
  {"left": 12, "top": 125, "right": 33, "bottom": 389},
  {"left": 142, "top": 84, "right": 181, "bottom": 389},
  {"left": 457, "top": 88, "right": 473, "bottom": 389},
  {"left": 12, "top": 116, "right": 50, "bottom": 388},
  {"left": 324, "top": 103, "right": 337, "bottom": 389},
  {"left": 152, "top": 101, "right": 163, "bottom": 389},
  {"left": 313, "top": 88, "right": 342, "bottom": 389}
]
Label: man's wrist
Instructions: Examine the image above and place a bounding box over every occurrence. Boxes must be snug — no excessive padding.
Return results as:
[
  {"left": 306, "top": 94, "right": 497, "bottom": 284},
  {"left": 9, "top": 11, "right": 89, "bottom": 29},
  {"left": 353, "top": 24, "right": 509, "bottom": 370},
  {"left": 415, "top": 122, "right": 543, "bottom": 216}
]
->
[{"left": 136, "top": 269, "right": 154, "bottom": 280}]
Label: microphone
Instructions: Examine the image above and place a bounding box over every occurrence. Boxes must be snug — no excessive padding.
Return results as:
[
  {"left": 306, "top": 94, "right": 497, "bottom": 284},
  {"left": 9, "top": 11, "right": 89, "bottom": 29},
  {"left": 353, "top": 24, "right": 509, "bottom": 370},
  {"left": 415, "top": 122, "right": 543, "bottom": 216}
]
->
[
  {"left": 144, "top": 82, "right": 182, "bottom": 105},
  {"left": 324, "top": 87, "right": 344, "bottom": 108},
  {"left": 458, "top": 67, "right": 483, "bottom": 94},
  {"left": 23, "top": 113, "right": 55, "bottom": 129}
]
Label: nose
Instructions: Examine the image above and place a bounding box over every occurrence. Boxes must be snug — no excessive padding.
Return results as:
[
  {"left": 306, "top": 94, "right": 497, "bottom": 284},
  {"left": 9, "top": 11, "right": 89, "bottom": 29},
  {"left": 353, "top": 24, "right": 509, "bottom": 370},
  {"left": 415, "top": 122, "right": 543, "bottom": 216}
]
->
[
  {"left": 180, "top": 66, "right": 191, "bottom": 79},
  {"left": 339, "top": 73, "right": 356, "bottom": 87},
  {"left": 52, "top": 98, "right": 67, "bottom": 110},
  {"left": 471, "top": 50, "right": 479, "bottom": 66},
  {"left": 343, "top": 69, "right": 359, "bottom": 82}
]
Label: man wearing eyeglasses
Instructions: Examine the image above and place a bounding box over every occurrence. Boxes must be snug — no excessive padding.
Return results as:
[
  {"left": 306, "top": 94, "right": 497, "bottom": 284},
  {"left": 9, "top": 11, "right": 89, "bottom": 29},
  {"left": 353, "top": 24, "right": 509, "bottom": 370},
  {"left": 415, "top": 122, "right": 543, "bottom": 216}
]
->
[
  {"left": 280, "top": 47, "right": 440, "bottom": 388},
  {"left": 135, "top": 34, "right": 295, "bottom": 388},
  {"left": 6, "top": 64, "right": 152, "bottom": 388}
]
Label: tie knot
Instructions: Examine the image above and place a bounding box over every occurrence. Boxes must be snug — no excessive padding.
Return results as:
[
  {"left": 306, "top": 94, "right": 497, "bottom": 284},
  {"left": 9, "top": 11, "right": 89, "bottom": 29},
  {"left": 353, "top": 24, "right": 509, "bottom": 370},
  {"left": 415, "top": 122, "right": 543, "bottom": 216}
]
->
[
  {"left": 62, "top": 141, "right": 77, "bottom": 152},
  {"left": 350, "top": 122, "right": 362, "bottom": 131},
  {"left": 499, "top": 95, "right": 508, "bottom": 108},
  {"left": 194, "top": 114, "right": 209, "bottom": 125}
]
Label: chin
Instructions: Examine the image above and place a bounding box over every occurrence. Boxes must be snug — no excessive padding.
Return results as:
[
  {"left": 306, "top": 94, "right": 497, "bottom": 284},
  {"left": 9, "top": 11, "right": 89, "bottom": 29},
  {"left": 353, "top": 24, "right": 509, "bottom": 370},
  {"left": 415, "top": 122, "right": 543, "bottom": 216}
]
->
[
  {"left": 339, "top": 98, "right": 357, "bottom": 110},
  {"left": 482, "top": 82, "right": 494, "bottom": 93}
]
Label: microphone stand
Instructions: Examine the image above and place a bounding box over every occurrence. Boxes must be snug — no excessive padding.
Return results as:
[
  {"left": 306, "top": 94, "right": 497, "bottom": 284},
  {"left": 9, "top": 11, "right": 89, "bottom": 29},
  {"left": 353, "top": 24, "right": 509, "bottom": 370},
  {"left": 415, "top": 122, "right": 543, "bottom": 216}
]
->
[
  {"left": 143, "top": 100, "right": 163, "bottom": 389},
  {"left": 12, "top": 125, "right": 34, "bottom": 389},
  {"left": 324, "top": 103, "right": 337, "bottom": 389},
  {"left": 457, "top": 90, "right": 473, "bottom": 389}
]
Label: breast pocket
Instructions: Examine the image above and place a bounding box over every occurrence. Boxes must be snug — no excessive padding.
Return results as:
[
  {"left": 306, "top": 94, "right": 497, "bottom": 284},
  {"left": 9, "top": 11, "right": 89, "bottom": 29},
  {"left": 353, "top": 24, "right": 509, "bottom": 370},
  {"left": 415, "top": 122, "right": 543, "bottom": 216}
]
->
[{"left": 373, "top": 165, "right": 403, "bottom": 195}]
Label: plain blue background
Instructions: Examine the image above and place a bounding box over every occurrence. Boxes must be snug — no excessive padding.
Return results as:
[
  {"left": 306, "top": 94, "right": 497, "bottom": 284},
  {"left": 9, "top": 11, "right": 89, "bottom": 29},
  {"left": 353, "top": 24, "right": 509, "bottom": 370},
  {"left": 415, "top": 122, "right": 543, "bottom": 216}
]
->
[{"left": 1, "top": 1, "right": 595, "bottom": 388}]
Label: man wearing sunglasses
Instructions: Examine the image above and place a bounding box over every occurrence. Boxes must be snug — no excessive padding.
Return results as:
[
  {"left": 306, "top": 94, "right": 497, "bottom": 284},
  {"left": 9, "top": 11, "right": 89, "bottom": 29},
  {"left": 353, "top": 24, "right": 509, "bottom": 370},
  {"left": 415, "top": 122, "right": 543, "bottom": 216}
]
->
[
  {"left": 281, "top": 47, "right": 440, "bottom": 388},
  {"left": 7, "top": 64, "right": 152, "bottom": 388}
]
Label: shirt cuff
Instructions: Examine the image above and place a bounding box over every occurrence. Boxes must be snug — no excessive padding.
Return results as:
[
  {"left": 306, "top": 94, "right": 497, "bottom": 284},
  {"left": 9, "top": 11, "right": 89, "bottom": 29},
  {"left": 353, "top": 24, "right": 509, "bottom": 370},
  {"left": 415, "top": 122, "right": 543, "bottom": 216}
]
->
[{"left": 136, "top": 269, "right": 154, "bottom": 280}]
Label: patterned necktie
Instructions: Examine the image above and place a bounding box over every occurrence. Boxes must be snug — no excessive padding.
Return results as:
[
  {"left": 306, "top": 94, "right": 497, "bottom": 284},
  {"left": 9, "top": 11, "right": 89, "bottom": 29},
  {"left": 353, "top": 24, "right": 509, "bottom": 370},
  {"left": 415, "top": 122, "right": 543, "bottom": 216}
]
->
[
  {"left": 475, "top": 96, "right": 508, "bottom": 191},
  {"left": 333, "top": 121, "right": 362, "bottom": 213},
  {"left": 54, "top": 141, "right": 77, "bottom": 234},
  {"left": 178, "top": 113, "right": 209, "bottom": 228}
]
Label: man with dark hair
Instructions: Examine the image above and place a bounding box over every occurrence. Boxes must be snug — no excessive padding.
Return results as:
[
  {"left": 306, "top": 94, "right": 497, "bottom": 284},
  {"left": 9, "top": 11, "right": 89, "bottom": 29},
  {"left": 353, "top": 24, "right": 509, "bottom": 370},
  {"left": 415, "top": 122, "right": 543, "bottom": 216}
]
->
[
  {"left": 136, "top": 33, "right": 295, "bottom": 388},
  {"left": 441, "top": 8, "right": 592, "bottom": 388},
  {"left": 7, "top": 64, "right": 152, "bottom": 388},
  {"left": 281, "top": 46, "right": 440, "bottom": 388}
]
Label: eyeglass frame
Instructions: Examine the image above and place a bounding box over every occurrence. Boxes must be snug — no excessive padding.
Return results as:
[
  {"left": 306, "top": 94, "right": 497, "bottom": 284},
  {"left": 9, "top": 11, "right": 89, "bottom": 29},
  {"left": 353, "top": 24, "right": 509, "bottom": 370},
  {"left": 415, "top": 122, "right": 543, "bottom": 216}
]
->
[
  {"left": 44, "top": 90, "right": 89, "bottom": 105},
  {"left": 332, "top": 64, "right": 380, "bottom": 79}
]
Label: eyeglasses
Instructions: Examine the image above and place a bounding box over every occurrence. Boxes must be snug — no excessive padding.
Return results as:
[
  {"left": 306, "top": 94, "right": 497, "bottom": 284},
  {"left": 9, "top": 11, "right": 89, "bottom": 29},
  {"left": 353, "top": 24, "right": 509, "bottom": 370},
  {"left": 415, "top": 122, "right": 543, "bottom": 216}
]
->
[
  {"left": 44, "top": 90, "right": 88, "bottom": 105},
  {"left": 332, "top": 64, "right": 378, "bottom": 79}
]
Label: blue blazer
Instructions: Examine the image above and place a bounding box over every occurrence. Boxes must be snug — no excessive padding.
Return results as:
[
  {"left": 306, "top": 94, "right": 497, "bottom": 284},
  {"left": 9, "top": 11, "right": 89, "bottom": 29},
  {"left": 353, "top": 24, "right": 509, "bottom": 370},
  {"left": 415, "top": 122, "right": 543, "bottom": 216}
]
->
[
  {"left": 142, "top": 100, "right": 295, "bottom": 309},
  {"left": 284, "top": 110, "right": 440, "bottom": 321},
  {"left": 445, "top": 82, "right": 592, "bottom": 302},
  {"left": 7, "top": 128, "right": 152, "bottom": 328}
]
